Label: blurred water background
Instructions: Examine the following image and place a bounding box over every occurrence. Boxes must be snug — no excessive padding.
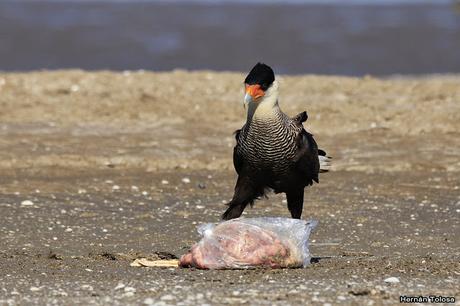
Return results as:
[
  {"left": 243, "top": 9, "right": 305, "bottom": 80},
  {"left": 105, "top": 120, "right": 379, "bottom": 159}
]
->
[{"left": 0, "top": 0, "right": 459, "bottom": 75}]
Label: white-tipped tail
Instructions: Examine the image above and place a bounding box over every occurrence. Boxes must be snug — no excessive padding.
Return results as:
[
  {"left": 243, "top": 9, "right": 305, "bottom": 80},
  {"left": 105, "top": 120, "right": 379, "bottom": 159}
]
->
[{"left": 318, "top": 150, "right": 332, "bottom": 173}]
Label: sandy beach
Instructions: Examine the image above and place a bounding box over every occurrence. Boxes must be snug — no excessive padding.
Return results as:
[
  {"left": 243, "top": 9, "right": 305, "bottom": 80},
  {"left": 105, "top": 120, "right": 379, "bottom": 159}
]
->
[{"left": 0, "top": 70, "right": 459, "bottom": 305}]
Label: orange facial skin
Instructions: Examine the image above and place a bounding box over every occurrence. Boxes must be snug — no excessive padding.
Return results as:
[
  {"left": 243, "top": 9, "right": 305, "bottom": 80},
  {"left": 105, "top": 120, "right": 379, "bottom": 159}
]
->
[{"left": 245, "top": 84, "right": 265, "bottom": 101}]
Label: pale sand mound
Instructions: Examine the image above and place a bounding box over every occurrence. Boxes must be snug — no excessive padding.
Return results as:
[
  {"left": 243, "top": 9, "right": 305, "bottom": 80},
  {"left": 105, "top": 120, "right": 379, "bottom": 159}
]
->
[{"left": 0, "top": 70, "right": 459, "bottom": 173}]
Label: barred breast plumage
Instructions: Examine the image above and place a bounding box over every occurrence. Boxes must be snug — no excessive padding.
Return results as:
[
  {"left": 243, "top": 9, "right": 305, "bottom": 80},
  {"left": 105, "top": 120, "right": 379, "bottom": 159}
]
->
[{"left": 237, "top": 108, "right": 301, "bottom": 176}]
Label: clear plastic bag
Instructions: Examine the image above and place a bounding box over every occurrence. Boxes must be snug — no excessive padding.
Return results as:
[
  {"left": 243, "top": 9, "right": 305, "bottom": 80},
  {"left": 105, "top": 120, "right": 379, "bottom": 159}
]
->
[{"left": 179, "top": 217, "right": 318, "bottom": 269}]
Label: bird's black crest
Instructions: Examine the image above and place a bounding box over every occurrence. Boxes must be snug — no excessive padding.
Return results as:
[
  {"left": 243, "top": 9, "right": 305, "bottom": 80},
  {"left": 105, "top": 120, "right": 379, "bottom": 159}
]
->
[{"left": 244, "top": 63, "right": 275, "bottom": 91}]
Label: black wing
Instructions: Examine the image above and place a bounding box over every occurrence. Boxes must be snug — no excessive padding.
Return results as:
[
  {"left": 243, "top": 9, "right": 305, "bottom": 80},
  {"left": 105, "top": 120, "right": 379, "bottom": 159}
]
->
[
  {"left": 232, "top": 129, "right": 244, "bottom": 175},
  {"left": 292, "top": 119, "right": 320, "bottom": 185}
]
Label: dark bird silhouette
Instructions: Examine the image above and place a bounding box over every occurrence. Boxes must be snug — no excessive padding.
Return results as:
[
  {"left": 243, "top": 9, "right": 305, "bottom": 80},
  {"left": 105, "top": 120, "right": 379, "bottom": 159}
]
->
[{"left": 222, "top": 63, "right": 330, "bottom": 220}]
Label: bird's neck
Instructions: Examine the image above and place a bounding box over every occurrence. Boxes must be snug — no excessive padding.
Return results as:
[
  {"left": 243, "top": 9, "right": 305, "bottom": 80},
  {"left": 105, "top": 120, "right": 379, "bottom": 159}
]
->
[{"left": 246, "top": 96, "right": 280, "bottom": 122}]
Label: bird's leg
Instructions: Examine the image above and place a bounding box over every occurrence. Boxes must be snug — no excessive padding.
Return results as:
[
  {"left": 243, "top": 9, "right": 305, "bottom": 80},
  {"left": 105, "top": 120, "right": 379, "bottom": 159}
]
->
[
  {"left": 222, "top": 176, "right": 260, "bottom": 220},
  {"left": 286, "top": 189, "right": 304, "bottom": 219}
]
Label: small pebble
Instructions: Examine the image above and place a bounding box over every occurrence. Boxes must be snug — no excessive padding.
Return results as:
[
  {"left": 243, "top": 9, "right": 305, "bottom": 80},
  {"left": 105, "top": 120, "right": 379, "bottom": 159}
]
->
[
  {"left": 161, "top": 180, "right": 169, "bottom": 185},
  {"left": 161, "top": 294, "right": 174, "bottom": 301},
  {"left": 81, "top": 284, "right": 93, "bottom": 290},
  {"left": 21, "top": 200, "right": 34, "bottom": 206},
  {"left": 182, "top": 177, "right": 191, "bottom": 184},
  {"left": 124, "top": 287, "right": 136, "bottom": 293},
  {"left": 112, "top": 185, "right": 120, "bottom": 190},
  {"left": 384, "top": 277, "right": 400, "bottom": 283}
]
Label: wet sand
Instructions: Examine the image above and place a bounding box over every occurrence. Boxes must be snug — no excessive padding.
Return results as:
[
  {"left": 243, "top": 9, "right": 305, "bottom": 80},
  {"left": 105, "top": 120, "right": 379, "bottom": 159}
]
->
[{"left": 0, "top": 70, "right": 459, "bottom": 305}]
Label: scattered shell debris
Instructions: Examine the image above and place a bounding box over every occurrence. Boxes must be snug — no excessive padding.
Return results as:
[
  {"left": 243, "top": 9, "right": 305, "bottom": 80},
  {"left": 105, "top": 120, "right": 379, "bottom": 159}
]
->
[
  {"left": 130, "top": 258, "right": 179, "bottom": 268},
  {"left": 20, "top": 200, "right": 34, "bottom": 206}
]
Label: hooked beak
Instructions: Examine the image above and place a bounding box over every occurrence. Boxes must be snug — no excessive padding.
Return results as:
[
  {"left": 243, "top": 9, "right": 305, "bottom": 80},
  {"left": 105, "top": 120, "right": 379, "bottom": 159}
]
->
[
  {"left": 244, "top": 92, "right": 252, "bottom": 106},
  {"left": 244, "top": 84, "right": 265, "bottom": 107}
]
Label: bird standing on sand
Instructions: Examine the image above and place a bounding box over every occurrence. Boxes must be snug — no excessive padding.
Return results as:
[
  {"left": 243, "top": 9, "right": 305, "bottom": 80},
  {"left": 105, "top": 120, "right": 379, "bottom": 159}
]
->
[{"left": 222, "top": 63, "right": 330, "bottom": 220}]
